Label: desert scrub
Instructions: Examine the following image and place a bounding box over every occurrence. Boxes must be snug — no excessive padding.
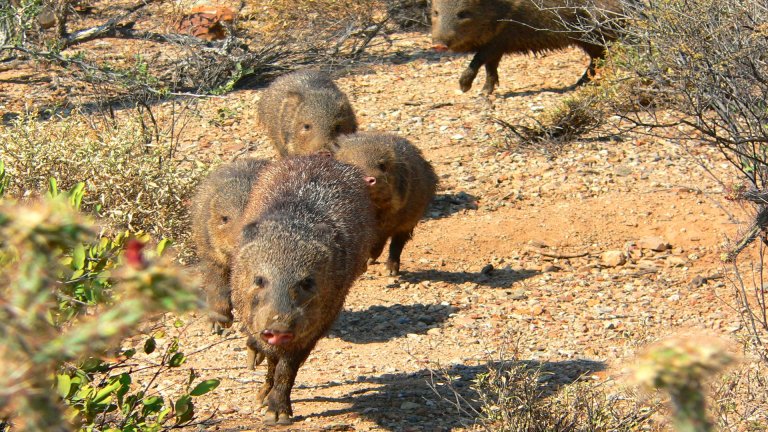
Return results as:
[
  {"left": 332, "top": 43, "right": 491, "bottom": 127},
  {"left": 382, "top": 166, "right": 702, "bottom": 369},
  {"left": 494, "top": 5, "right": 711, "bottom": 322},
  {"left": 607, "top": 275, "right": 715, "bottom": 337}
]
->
[
  {"left": 0, "top": 187, "right": 218, "bottom": 431},
  {"left": 0, "top": 112, "right": 205, "bottom": 245}
]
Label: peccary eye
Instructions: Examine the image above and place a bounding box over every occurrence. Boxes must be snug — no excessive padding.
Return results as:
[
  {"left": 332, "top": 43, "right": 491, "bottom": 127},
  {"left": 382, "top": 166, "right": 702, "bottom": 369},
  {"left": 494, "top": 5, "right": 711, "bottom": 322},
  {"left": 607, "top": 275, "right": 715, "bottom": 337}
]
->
[
  {"left": 221, "top": 215, "right": 229, "bottom": 224},
  {"left": 254, "top": 276, "right": 266, "bottom": 288},
  {"left": 432, "top": 10, "right": 439, "bottom": 17},
  {"left": 457, "top": 10, "right": 471, "bottom": 19},
  {"left": 298, "top": 277, "right": 315, "bottom": 292},
  {"left": 334, "top": 124, "right": 342, "bottom": 134},
  {"left": 303, "top": 124, "right": 312, "bottom": 131},
  {"left": 377, "top": 162, "right": 387, "bottom": 172}
]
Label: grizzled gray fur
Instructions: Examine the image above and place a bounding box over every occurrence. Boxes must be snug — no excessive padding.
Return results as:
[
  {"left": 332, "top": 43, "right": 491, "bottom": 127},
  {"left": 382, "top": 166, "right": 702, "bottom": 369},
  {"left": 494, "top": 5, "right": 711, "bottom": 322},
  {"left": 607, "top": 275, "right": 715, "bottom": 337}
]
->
[
  {"left": 190, "top": 158, "right": 270, "bottom": 334},
  {"left": 334, "top": 132, "right": 438, "bottom": 276},
  {"left": 231, "top": 155, "right": 375, "bottom": 425},
  {"left": 257, "top": 69, "right": 358, "bottom": 157},
  {"left": 431, "top": 0, "right": 622, "bottom": 94}
]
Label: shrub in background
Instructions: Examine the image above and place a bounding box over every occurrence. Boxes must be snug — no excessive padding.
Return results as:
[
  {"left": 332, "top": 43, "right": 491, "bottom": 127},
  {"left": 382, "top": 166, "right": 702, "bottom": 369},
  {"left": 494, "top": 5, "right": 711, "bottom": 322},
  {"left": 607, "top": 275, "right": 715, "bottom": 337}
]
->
[{"left": 0, "top": 113, "right": 205, "bottom": 246}]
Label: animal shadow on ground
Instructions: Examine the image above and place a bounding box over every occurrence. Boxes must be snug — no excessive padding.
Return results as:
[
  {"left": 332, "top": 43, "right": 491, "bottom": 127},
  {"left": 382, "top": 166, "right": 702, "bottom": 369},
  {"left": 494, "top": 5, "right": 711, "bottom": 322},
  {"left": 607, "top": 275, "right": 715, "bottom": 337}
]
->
[
  {"left": 426, "top": 192, "right": 479, "bottom": 220},
  {"left": 290, "top": 358, "right": 607, "bottom": 431},
  {"left": 402, "top": 267, "right": 539, "bottom": 289},
  {"left": 329, "top": 303, "right": 455, "bottom": 343}
]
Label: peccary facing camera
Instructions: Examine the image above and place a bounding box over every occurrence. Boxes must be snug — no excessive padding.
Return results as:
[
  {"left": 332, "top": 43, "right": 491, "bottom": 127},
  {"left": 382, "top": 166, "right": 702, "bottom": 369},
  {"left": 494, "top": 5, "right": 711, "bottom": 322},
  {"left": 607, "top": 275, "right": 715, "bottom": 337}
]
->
[
  {"left": 190, "top": 158, "right": 269, "bottom": 334},
  {"left": 431, "top": 0, "right": 622, "bottom": 94},
  {"left": 334, "top": 132, "right": 438, "bottom": 276},
  {"left": 257, "top": 70, "right": 358, "bottom": 157},
  {"left": 231, "top": 156, "right": 374, "bottom": 425}
]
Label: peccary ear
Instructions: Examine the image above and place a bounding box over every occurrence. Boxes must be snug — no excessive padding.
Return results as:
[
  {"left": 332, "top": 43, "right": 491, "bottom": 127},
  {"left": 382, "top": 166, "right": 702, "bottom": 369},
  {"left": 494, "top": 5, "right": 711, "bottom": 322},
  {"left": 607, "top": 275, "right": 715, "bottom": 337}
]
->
[
  {"left": 241, "top": 221, "right": 261, "bottom": 241},
  {"left": 285, "top": 91, "right": 304, "bottom": 106}
]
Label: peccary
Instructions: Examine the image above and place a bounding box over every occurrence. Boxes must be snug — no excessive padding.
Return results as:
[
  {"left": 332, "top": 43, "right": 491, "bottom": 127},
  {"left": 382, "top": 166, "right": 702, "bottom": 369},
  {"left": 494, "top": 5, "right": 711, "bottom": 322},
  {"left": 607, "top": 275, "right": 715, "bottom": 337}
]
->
[
  {"left": 231, "top": 155, "right": 375, "bottom": 425},
  {"left": 334, "top": 132, "right": 438, "bottom": 276},
  {"left": 431, "top": 0, "right": 622, "bottom": 94},
  {"left": 190, "top": 158, "right": 270, "bottom": 334},
  {"left": 257, "top": 70, "right": 358, "bottom": 157}
]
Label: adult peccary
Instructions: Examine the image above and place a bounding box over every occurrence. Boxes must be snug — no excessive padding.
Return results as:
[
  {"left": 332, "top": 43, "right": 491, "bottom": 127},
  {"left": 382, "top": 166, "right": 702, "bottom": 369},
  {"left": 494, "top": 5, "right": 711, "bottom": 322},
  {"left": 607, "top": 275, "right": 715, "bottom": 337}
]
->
[
  {"left": 190, "top": 158, "right": 270, "bottom": 334},
  {"left": 231, "top": 155, "right": 375, "bottom": 425},
  {"left": 334, "top": 132, "right": 437, "bottom": 276},
  {"left": 431, "top": 0, "right": 622, "bottom": 94},
  {"left": 257, "top": 69, "right": 358, "bottom": 157}
]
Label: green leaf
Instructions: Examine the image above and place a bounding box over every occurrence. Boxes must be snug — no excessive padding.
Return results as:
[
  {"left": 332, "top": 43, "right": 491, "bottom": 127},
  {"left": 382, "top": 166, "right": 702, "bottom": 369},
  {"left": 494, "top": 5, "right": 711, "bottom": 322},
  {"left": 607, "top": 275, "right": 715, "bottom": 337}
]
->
[
  {"left": 144, "top": 337, "right": 156, "bottom": 354},
  {"left": 156, "top": 238, "right": 171, "bottom": 256},
  {"left": 72, "top": 243, "right": 86, "bottom": 270},
  {"left": 47, "top": 177, "right": 58, "bottom": 198},
  {"left": 56, "top": 374, "right": 72, "bottom": 399},
  {"left": 189, "top": 379, "right": 220, "bottom": 396},
  {"left": 142, "top": 396, "right": 164, "bottom": 413},
  {"left": 168, "top": 352, "right": 186, "bottom": 367},
  {"left": 174, "top": 395, "right": 192, "bottom": 415},
  {"left": 67, "top": 182, "right": 85, "bottom": 210}
]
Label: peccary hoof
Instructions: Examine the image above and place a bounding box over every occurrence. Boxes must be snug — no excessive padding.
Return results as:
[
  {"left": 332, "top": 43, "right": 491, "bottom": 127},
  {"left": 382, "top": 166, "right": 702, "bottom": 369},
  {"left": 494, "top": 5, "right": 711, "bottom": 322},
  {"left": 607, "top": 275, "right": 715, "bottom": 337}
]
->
[
  {"left": 264, "top": 410, "right": 292, "bottom": 426},
  {"left": 386, "top": 260, "right": 400, "bottom": 276},
  {"left": 459, "top": 69, "right": 476, "bottom": 92}
]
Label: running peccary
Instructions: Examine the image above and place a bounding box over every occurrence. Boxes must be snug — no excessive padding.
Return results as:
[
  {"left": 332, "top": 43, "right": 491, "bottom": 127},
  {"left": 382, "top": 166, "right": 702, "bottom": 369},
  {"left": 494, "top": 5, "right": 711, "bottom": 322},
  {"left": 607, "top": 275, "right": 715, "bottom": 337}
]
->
[
  {"left": 231, "top": 155, "right": 375, "bottom": 425},
  {"left": 334, "top": 132, "right": 437, "bottom": 276},
  {"left": 190, "top": 158, "right": 269, "bottom": 334},
  {"left": 431, "top": 0, "right": 623, "bottom": 94},
  {"left": 257, "top": 69, "right": 358, "bottom": 157}
]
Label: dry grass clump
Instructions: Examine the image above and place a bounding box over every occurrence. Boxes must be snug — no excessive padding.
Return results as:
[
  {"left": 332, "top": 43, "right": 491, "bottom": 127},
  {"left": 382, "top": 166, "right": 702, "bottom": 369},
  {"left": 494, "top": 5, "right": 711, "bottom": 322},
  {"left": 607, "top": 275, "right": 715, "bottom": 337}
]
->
[{"left": 0, "top": 112, "right": 205, "bottom": 244}]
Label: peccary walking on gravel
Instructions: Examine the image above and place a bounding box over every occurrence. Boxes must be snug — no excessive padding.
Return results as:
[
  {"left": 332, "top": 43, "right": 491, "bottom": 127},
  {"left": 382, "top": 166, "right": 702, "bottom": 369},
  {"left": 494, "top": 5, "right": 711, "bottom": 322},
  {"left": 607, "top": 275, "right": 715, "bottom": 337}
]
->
[
  {"left": 257, "top": 69, "right": 358, "bottom": 157},
  {"left": 190, "top": 158, "right": 269, "bottom": 334},
  {"left": 334, "top": 132, "right": 437, "bottom": 276},
  {"left": 231, "top": 155, "right": 375, "bottom": 425},
  {"left": 431, "top": 0, "right": 622, "bottom": 94}
]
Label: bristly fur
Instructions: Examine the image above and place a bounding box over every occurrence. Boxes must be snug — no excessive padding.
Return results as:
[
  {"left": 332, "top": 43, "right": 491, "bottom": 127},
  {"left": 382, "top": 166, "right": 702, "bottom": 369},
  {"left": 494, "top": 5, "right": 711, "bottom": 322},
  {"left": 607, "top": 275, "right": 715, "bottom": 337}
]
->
[
  {"left": 334, "top": 132, "right": 438, "bottom": 275},
  {"left": 257, "top": 70, "right": 358, "bottom": 157},
  {"left": 230, "top": 155, "right": 375, "bottom": 425},
  {"left": 431, "top": 0, "right": 623, "bottom": 93},
  {"left": 189, "top": 158, "right": 270, "bottom": 332}
]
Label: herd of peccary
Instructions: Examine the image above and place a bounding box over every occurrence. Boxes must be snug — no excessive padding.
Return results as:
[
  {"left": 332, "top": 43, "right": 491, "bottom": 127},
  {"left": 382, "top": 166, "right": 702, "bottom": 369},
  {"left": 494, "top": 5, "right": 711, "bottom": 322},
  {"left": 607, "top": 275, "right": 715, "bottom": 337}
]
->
[{"left": 190, "top": 0, "right": 618, "bottom": 425}]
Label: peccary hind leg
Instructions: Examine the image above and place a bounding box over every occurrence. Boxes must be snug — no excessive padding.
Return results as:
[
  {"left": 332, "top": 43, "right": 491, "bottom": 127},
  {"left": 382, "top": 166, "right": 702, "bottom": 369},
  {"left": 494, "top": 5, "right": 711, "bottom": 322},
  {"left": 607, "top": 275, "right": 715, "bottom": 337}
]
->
[
  {"left": 575, "top": 44, "right": 606, "bottom": 86},
  {"left": 262, "top": 351, "right": 311, "bottom": 426},
  {"left": 386, "top": 230, "right": 413, "bottom": 276},
  {"left": 367, "top": 235, "right": 389, "bottom": 265}
]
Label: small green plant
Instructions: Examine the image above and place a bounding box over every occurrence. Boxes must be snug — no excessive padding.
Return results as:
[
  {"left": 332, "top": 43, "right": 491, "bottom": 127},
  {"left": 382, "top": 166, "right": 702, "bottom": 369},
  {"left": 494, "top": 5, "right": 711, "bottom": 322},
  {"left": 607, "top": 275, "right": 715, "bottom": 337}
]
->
[
  {"left": 0, "top": 182, "right": 217, "bottom": 431},
  {"left": 634, "top": 336, "right": 735, "bottom": 432}
]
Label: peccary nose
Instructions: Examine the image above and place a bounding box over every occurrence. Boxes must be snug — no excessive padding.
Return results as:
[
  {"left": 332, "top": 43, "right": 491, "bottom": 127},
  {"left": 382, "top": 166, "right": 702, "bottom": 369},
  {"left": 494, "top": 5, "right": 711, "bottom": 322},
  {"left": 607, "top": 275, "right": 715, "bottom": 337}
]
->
[
  {"left": 364, "top": 176, "right": 377, "bottom": 186},
  {"left": 261, "top": 329, "right": 294, "bottom": 345}
]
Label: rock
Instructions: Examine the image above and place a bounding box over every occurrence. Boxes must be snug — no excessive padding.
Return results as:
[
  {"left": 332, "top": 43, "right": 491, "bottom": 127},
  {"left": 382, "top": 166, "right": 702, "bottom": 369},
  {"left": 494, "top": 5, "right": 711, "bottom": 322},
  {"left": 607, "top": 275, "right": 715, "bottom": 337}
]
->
[
  {"left": 481, "top": 264, "right": 494, "bottom": 275},
  {"left": 400, "top": 401, "right": 421, "bottom": 410},
  {"left": 509, "top": 288, "right": 527, "bottom": 300},
  {"left": 601, "top": 250, "right": 626, "bottom": 267},
  {"left": 666, "top": 256, "right": 687, "bottom": 267},
  {"left": 638, "top": 236, "right": 669, "bottom": 252}
]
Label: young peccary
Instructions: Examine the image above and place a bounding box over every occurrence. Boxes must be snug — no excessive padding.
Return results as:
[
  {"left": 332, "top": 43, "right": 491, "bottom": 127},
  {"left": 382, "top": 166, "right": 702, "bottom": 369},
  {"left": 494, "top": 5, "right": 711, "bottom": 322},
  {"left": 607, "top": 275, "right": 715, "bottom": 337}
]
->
[
  {"left": 231, "top": 155, "right": 375, "bottom": 425},
  {"left": 334, "top": 132, "right": 437, "bottom": 276},
  {"left": 257, "top": 70, "right": 358, "bottom": 157},
  {"left": 431, "top": 0, "right": 622, "bottom": 94},
  {"left": 190, "top": 158, "right": 270, "bottom": 334}
]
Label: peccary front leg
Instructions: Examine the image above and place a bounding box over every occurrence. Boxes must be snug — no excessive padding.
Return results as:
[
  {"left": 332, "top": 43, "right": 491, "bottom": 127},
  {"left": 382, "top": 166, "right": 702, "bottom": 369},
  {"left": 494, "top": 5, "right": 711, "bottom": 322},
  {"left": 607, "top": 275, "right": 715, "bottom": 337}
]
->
[
  {"left": 256, "top": 356, "right": 276, "bottom": 406},
  {"left": 367, "top": 235, "right": 389, "bottom": 265},
  {"left": 201, "top": 261, "right": 234, "bottom": 335},
  {"left": 481, "top": 54, "right": 503, "bottom": 95},
  {"left": 246, "top": 336, "right": 265, "bottom": 369},
  {"left": 262, "top": 351, "right": 311, "bottom": 426},
  {"left": 459, "top": 53, "right": 484, "bottom": 92},
  {"left": 386, "top": 230, "right": 413, "bottom": 276}
]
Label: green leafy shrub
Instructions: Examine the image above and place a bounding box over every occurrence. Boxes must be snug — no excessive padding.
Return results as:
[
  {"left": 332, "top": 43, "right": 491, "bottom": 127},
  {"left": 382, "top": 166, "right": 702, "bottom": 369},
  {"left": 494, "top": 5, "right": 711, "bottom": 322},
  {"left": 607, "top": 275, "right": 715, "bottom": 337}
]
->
[
  {"left": 0, "top": 182, "right": 217, "bottom": 431},
  {"left": 0, "top": 113, "right": 205, "bottom": 246}
]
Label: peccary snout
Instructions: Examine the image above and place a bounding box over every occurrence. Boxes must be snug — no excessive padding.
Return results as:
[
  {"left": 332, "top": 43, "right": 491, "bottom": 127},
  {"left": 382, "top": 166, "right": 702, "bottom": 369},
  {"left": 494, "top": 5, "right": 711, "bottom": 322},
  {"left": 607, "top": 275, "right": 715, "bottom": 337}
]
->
[{"left": 261, "top": 329, "right": 294, "bottom": 345}]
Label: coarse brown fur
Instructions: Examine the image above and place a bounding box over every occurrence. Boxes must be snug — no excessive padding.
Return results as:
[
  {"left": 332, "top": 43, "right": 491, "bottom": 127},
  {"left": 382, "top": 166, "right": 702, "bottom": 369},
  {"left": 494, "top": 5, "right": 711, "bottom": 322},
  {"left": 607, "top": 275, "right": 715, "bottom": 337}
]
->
[
  {"left": 257, "top": 69, "right": 358, "bottom": 157},
  {"left": 334, "top": 132, "right": 438, "bottom": 276},
  {"left": 231, "top": 156, "right": 375, "bottom": 425},
  {"left": 431, "top": 0, "right": 623, "bottom": 94},
  {"left": 189, "top": 158, "right": 269, "bottom": 334}
]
